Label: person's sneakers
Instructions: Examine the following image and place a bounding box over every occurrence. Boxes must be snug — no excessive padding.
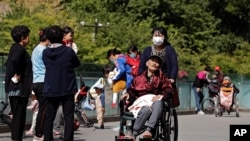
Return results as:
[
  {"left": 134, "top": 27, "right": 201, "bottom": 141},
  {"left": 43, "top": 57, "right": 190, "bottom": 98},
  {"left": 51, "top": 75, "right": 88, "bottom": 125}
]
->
[
  {"left": 111, "top": 103, "right": 117, "bottom": 108},
  {"left": 197, "top": 110, "right": 205, "bottom": 115},
  {"left": 25, "top": 130, "right": 34, "bottom": 136},
  {"left": 94, "top": 125, "right": 104, "bottom": 129},
  {"left": 142, "top": 131, "right": 152, "bottom": 139},
  {"left": 33, "top": 135, "right": 44, "bottom": 141}
]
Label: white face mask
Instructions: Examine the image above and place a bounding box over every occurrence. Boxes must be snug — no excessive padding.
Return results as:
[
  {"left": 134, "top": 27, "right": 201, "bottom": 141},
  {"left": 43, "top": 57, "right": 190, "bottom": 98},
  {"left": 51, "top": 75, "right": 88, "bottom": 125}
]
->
[{"left": 152, "top": 36, "right": 164, "bottom": 46}]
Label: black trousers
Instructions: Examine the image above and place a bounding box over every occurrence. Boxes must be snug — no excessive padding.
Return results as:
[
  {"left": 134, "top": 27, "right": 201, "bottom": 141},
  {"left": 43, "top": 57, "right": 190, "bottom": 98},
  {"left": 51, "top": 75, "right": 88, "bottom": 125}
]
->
[
  {"left": 43, "top": 94, "right": 75, "bottom": 141},
  {"left": 9, "top": 96, "right": 29, "bottom": 141},
  {"left": 33, "top": 82, "right": 47, "bottom": 137}
]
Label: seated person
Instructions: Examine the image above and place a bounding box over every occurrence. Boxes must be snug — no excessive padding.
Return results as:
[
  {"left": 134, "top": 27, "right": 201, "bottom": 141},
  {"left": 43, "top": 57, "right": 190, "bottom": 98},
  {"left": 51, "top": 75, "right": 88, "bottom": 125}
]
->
[
  {"left": 121, "top": 55, "right": 173, "bottom": 140},
  {"left": 221, "top": 76, "right": 239, "bottom": 94}
]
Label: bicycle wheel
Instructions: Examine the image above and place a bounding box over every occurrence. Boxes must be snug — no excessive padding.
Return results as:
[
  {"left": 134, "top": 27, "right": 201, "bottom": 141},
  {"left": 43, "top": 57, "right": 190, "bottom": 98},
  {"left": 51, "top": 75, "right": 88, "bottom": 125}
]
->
[{"left": 201, "top": 98, "right": 215, "bottom": 114}]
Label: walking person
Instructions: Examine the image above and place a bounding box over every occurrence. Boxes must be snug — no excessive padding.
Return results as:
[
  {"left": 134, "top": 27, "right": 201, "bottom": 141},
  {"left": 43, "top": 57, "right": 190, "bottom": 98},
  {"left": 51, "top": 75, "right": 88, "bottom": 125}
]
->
[
  {"left": 25, "top": 92, "right": 39, "bottom": 136},
  {"left": 31, "top": 28, "right": 50, "bottom": 141},
  {"left": 42, "top": 25, "right": 80, "bottom": 141},
  {"left": 192, "top": 66, "right": 212, "bottom": 115},
  {"left": 5, "top": 25, "right": 33, "bottom": 141},
  {"left": 106, "top": 48, "right": 134, "bottom": 108},
  {"left": 138, "top": 26, "right": 178, "bottom": 85},
  {"left": 94, "top": 84, "right": 105, "bottom": 129}
]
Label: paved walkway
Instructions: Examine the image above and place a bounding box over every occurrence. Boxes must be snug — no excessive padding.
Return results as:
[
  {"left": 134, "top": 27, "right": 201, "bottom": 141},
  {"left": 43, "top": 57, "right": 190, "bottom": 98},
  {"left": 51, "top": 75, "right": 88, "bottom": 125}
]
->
[{"left": 0, "top": 112, "right": 249, "bottom": 141}]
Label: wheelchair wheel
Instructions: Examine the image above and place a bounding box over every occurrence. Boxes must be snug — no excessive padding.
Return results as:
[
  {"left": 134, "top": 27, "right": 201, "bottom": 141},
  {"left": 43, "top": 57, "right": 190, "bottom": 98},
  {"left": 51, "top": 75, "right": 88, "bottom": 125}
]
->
[
  {"left": 164, "top": 108, "right": 178, "bottom": 141},
  {"left": 214, "top": 97, "right": 219, "bottom": 117},
  {"left": 234, "top": 96, "right": 240, "bottom": 117},
  {"left": 217, "top": 104, "right": 223, "bottom": 117},
  {"left": 215, "top": 95, "right": 223, "bottom": 117},
  {"left": 201, "top": 98, "right": 215, "bottom": 114}
]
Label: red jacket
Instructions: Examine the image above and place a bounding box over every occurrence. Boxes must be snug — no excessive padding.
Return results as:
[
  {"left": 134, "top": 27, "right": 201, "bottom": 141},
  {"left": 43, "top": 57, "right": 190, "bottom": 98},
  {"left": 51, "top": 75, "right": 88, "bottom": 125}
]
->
[
  {"left": 126, "top": 55, "right": 140, "bottom": 77},
  {"left": 127, "top": 70, "right": 173, "bottom": 100}
]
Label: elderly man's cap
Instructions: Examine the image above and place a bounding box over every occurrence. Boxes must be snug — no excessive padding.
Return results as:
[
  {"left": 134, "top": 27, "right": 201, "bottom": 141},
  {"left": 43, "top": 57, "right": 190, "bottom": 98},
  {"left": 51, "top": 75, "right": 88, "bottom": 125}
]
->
[{"left": 147, "top": 55, "right": 162, "bottom": 65}]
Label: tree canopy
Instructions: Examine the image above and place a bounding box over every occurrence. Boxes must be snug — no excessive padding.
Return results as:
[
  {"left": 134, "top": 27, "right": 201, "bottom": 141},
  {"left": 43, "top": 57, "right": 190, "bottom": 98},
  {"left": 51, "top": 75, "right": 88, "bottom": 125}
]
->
[{"left": 0, "top": 0, "right": 249, "bottom": 75}]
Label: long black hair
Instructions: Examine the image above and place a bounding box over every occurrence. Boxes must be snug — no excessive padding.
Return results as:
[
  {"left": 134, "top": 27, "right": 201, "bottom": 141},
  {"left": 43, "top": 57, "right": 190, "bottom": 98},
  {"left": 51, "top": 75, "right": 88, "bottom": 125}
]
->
[{"left": 106, "top": 48, "right": 121, "bottom": 58}]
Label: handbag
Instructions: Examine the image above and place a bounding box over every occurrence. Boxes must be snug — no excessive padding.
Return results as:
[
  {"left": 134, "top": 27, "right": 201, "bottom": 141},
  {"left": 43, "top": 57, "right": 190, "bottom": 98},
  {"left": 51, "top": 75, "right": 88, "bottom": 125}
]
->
[
  {"left": 82, "top": 92, "right": 95, "bottom": 111},
  {"left": 89, "top": 77, "right": 105, "bottom": 98}
]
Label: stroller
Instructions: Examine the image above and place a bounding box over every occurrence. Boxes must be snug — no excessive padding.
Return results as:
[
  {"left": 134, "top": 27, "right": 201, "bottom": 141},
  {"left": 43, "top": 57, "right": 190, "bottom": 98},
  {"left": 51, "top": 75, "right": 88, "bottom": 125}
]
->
[
  {"left": 215, "top": 77, "right": 240, "bottom": 117},
  {"left": 74, "top": 75, "right": 94, "bottom": 127},
  {"left": 0, "top": 101, "right": 12, "bottom": 128},
  {"left": 201, "top": 81, "right": 220, "bottom": 114}
]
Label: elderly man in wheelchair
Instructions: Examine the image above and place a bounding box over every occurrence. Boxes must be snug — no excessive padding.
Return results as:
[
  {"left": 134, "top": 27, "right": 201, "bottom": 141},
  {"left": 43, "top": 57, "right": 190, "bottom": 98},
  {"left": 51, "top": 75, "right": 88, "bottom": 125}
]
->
[{"left": 117, "top": 55, "right": 177, "bottom": 141}]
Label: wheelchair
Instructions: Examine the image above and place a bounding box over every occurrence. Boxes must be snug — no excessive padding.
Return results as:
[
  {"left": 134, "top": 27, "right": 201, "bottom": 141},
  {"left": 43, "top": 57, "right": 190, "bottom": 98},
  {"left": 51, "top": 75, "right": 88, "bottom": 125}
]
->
[
  {"left": 214, "top": 85, "right": 240, "bottom": 117},
  {"left": 115, "top": 97, "right": 178, "bottom": 141}
]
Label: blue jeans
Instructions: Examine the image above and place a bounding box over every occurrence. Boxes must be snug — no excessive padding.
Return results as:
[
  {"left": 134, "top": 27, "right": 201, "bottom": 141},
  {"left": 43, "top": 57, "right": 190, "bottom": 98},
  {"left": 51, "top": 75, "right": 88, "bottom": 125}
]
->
[{"left": 193, "top": 87, "right": 204, "bottom": 111}]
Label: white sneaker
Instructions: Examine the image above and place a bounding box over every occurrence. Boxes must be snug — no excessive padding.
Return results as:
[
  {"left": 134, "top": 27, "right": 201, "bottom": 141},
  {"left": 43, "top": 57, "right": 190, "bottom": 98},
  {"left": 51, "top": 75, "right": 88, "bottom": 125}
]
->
[{"left": 197, "top": 110, "right": 205, "bottom": 115}]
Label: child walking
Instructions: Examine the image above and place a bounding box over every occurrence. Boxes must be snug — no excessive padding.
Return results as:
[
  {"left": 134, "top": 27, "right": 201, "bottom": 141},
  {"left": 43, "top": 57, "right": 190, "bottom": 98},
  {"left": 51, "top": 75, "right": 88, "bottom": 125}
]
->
[
  {"left": 94, "top": 84, "right": 105, "bottom": 129},
  {"left": 26, "top": 92, "right": 39, "bottom": 136}
]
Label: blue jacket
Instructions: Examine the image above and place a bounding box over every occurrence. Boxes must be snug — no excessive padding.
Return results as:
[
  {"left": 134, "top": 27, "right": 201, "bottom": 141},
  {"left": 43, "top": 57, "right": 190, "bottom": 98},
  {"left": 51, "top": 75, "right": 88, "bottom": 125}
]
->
[
  {"left": 113, "top": 54, "right": 133, "bottom": 88},
  {"left": 138, "top": 45, "right": 178, "bottom": 80},
  {"left": 42, "top": 44, "right": 80, "bottom": 97}
]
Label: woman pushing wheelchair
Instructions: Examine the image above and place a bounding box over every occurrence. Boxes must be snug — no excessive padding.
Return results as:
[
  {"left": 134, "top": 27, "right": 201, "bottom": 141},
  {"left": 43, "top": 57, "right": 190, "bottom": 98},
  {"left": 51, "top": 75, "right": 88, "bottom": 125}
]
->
[{"left": 120, "top": 55, "right": 174, "bottom": 140}]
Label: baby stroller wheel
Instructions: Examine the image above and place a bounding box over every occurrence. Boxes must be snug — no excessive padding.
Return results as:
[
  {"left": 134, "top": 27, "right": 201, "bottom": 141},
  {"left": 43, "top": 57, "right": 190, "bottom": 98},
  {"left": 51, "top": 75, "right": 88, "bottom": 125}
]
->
[
  {"left": 201, "top": 98, "right": 215, "bottom": 114},
  {"left": 86, "top": 120, "right": 94, "bottom": 127}
]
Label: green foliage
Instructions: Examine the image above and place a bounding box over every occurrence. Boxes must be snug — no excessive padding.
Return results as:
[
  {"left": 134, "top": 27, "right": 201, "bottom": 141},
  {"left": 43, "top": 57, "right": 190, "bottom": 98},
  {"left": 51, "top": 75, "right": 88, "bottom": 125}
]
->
[{"left": 0, "top": 0, "right": 250, "bottom": 75}]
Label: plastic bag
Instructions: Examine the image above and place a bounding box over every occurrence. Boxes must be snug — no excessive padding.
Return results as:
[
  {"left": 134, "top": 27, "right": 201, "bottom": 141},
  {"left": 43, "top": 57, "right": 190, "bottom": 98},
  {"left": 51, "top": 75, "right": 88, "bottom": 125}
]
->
[{"left": 82, "top": 93, "right": 95, "bottom": 111}]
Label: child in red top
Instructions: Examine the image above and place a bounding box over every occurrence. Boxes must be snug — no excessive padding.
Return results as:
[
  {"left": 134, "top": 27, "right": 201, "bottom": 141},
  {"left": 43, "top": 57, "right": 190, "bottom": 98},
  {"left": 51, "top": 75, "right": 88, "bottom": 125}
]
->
[
  {"left": 62, "top": 26, "right": 78, "bottom": 54},
  {"left": 126, "top": 45, "right": 140, "bottom": 77}
]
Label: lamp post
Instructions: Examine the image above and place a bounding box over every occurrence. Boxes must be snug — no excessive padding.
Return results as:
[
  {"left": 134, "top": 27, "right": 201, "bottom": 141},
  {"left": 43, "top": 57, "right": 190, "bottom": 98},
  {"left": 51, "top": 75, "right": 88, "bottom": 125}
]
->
[{"left": 80, "top": 18, "right": 109, "bottom": 40}]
